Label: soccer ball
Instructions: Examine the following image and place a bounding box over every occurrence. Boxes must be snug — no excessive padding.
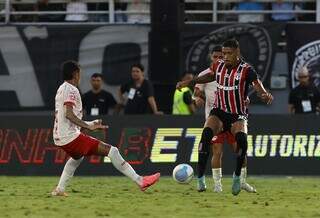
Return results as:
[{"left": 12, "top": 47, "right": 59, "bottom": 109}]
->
[{"left": 172, "top": 164, "right": 194, "bottom": 184}]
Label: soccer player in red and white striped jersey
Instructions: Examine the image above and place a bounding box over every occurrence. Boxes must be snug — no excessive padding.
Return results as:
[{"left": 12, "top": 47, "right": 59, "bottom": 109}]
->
[
  {"left": 177, "top": 39, "right": 273, "bottom": 195},
  {"left": 193, "top": 46, "right": 256, "bottom": 193}
]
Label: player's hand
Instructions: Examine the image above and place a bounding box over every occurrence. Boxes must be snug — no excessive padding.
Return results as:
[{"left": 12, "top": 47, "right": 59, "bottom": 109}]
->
[
  {"left": 261, "top": 92, "right": 273, "bottom": 105},
  {"left": 93, "top": 119, "right": 103, "bottom": 125},
  {"left": 88, "top": 123, "right": 108, "bottom": 131},
  {"left": 87, "top": 120, "right": 108, "bottom": 130}
]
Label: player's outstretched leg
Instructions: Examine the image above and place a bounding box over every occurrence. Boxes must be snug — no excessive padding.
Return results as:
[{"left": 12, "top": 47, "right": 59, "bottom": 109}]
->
[
  {"left": 232, "top": 132, "right": 248, "bottom": 196},
  {"left": 197, "top": 127, "right": 213, "bottom": 192},
  {"left": 103, "top": 144, "right": 160, "bottom": 191},
  {"left": 52, "top": 157, "right": 84, "bottom": 197}
]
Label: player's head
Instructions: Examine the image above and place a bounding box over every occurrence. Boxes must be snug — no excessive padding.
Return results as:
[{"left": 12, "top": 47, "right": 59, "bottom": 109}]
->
[
  {"left": 131, "top": 63, "right": 144, "bottom": 81},
  {"left": 210, "top": 45, "right": 223, "bottom": 64},
  {"left": 62, "top": 60, "right": 81, "bottom": 86},
  {"left": 222, "top": 39, "right": 241, "bottom": 68},
  {"left": 90, "top": 73, "right": 103, "bottom": 91},
  {"left": 298, "top": 66, "right": 310, "bottom": 86}
]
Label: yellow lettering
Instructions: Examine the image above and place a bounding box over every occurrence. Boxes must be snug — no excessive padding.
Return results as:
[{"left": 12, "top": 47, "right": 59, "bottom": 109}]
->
[
  {"left": 150, "top": 128, "right": 183, "bottom": 162},
  {"left": 279, "top": 135, "right": 293, "bottom": 157},
  {"left": 254, "top": 135, "right": 268, "bottom": 157},
  {"left": 185, "top": 128, "right": 202, "bottom": 162},
  {"left": 313, "top": 135, "right": 320, "bottom": 157},
  {"left": 247, "top": 135, "right": 253, "bottom": 157},
  {"left": 269, "top": 135, "right": 281, "bottom": 157},
  {"left": 293, "top": 135, "right": 307, "bottom": 157},
  {"left": 308, "top": 135, "right": 315, "bottom": 157}
]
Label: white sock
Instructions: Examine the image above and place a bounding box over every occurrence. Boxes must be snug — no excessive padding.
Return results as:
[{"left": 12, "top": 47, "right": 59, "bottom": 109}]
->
[
  {"left": 240, "top": 167, "right": 247, "bottom": 184},
  {"left": 108, "top": 146, "right": 142, "bottom": 185},
  {"left": 212, "top": 168, "right": 222, "bottom": 186},
  {"left": 57, "top": 157, "right": 83, "bottom": 192}
]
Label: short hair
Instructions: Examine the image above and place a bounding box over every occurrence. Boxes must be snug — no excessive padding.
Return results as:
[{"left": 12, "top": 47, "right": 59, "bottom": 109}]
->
[
  {"left": 211, "top": 45, "right": 222, "bottom": 53},
  {"left": 222, "top": 39, "right": 239, "bottom": 49},
  {"left": 62, "top": 60, "right": 80, "bottom": 80},
  {"left": 131, "top": 63, "right": 144, "bottom": 72},
  {"left": 91, "top": 73, "right": 103, "bottom": 79}
]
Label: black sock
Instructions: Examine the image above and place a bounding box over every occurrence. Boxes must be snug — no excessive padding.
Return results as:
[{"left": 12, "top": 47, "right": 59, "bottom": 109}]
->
[
  {"left": 197, "top": 127, "right": 213, "bottom": 178},
  {"left": 235, "top": 132, "right": 248, "bottom": 176}
]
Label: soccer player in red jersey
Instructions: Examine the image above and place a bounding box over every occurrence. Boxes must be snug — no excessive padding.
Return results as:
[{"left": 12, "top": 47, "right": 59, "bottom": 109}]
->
[
  {"left": 193, "top": 45, "right": 256, "bottom": 193},
  {"left": 178, "top": 39, "right": 273, "bottom": 195},
  {"left": 51, "top": 60, "right": 160, "bottom": 196}
]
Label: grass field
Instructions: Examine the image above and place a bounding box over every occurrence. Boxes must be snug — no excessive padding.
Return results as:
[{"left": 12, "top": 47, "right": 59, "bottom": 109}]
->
[{"left": 0, "top": 176, "right": 319, "bottom": 218}]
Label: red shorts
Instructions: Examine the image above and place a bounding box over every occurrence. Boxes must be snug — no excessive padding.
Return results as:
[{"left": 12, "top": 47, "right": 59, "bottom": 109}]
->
[
  {"left": 61, "top": 133, "right": 100, "bottom": 159},
  {"left": 211, "top": 131, "right": 236, "bottom": 145}
]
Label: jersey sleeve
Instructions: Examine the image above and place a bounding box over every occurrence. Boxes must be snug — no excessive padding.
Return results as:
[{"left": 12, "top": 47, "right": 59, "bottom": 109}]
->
[
  {"left": 64, "top": 88, "right": 78, "bottom": 107},
  {"left": 246, "top": 66, "right": 259, "bottom": 84}
]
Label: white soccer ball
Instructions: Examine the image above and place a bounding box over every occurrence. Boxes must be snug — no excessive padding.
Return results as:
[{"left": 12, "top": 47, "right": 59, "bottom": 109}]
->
[{"left": 172, "top": 164, "right": 194, "bottom": 184}]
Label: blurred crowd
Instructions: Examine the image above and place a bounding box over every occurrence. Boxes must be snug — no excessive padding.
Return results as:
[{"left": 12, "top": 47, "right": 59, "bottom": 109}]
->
[
  {"left": 0, "top": 0, "right": 316, "bottom": 23},
  {"left": 0, "top": 0, "right": 150, "bottom": 23}
]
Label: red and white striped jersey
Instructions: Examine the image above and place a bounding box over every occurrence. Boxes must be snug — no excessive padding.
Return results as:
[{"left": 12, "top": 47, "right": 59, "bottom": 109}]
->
[{"left": 211, "top": 60, "right": 258, "bottom": 115}]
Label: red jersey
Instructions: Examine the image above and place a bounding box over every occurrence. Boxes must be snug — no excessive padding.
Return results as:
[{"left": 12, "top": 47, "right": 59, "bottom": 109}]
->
[{"left": 211, "top": 60, "right": 258, "bottom": 115}]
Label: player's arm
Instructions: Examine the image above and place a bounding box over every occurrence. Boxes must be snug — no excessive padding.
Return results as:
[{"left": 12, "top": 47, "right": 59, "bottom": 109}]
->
[
  {"left": 65, "top": 105, "right": 106, "bottom": 130},
  {"left": 247, "top": 67, "right": 273, "bottom": 105},
  {"left": 176, "top": 73, "right": 215, "bottom": 90},
  {"left": 252, "top": 80, "right": 273, "bottom": 105},
  {"left": 193, "top": 87, "right": 205, "bottom": 108}
]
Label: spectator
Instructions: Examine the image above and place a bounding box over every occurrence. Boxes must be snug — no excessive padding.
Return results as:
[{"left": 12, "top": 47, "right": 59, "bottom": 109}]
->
[
  {"left": 115, "top": 0, "right": 127, "bottom": 22},
  {"left": 34, "top": 0, "right": 65, "bottom": 22},
  {"left": 172, "top": 73, "right": 196, "bottom": 115},
  {"left": 82, "top": 73, "right": 118, "bottom": 116},
  {"left": 271, "top": 0, "right": 299, "bottom": 21},
  {"left": 119, "top": 64, "right": 162, "bottom": 115},
  {"left": 65, "top": 0, "right": 88, "bottom": 22},
  {"left": 288, "top": 67, "right": 320, "bottom": 114},
  {"left": 126, "top": 0, "right": 149, "bottom": 23},
  {"left": 235, "top": 0, "right": 264, "bottom": 23}
]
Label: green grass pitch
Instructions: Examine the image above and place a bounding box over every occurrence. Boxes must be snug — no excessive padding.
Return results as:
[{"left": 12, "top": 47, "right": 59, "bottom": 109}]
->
[{"left": 0, "top": 176, "right": 319, "bottom": 218}]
